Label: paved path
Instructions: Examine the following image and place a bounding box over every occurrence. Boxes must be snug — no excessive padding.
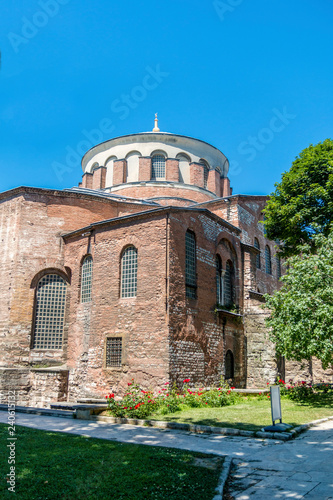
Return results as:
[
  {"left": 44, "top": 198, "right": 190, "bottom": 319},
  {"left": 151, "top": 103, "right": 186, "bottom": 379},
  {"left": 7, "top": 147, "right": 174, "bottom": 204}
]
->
[{"left": 1, "top": 412, "right": 332, "bottom": 499}]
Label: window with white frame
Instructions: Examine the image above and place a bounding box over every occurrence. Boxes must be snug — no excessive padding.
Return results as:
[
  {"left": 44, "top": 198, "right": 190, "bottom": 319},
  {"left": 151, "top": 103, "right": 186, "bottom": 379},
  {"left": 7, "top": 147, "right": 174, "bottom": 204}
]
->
[
  {"left": 121, "top": 246, "right": 138, "bottom": 298},
  {"left": 185, "top": 230, "right": 197, "bottom": 299},
  {"left": 151, "top": 155, "right": 165, "bottom": 179},
  {"left": 32, "top": 274, "right": 67, "bottom": 350},
  {"left": 81, "top": 256, "right": 93, "bottom": 303}
]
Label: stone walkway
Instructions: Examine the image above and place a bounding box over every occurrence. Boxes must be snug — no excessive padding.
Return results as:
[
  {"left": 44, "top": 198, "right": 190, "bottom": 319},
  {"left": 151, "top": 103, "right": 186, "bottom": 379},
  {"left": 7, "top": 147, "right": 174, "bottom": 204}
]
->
[{"left": 0, "top": 412, "right": 332, "bottom": 499}]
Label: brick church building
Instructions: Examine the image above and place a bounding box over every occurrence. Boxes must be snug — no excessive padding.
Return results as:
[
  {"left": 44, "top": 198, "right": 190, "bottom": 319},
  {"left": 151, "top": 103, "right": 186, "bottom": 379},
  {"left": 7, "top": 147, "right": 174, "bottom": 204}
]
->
[{"left": 1, "top": 118, "right": 331, "bottom": 407}]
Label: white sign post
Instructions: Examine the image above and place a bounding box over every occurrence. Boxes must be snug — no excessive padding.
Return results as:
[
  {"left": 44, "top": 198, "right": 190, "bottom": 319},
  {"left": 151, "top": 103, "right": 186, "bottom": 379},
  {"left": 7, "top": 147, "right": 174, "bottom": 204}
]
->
[
  {"left": 271, "top": 385, "right": 282, "bottom": 425},
  {"left": 263, "top": 385, "right": 292, "bottom": 432}
]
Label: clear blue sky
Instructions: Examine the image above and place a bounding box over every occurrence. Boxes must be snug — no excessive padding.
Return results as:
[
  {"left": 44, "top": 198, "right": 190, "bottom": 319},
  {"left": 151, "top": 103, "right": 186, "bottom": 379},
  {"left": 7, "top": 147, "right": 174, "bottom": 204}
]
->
[{"left": 1, "top": 0, "right": 332, "bottom": 196}]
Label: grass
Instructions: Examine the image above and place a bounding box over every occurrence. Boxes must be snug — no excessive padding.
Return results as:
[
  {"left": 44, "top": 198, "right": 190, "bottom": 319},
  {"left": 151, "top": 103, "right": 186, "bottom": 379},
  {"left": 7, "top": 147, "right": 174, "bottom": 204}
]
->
[
  {"left": 0, "top": 424, "right": 223, "bottom": 500},
  {"left": 147, "top": 393, "right": 333, "bottom": 432}
]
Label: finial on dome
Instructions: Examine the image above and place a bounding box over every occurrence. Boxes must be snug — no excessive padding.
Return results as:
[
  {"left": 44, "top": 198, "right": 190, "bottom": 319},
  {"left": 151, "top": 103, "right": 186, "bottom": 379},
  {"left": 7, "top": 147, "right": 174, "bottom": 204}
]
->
[{"left": 153, "top": 113, "right": 160, "bottom": 132}]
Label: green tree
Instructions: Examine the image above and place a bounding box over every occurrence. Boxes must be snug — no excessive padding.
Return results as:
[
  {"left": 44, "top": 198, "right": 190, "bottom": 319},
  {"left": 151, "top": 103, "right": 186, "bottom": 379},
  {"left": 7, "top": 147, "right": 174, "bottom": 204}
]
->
[
  {"left": 264, "top": 233, "right": 333, "bottom": 369},
  {"left": 263, "top": 139, "right": 333, "bottom": 257}
]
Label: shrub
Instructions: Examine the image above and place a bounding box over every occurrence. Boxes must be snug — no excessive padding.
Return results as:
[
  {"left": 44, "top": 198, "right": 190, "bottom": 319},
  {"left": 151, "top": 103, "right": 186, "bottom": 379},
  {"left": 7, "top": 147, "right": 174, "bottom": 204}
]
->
[{"left": 106, "top": 378, "right": 240, "bottom": 418}]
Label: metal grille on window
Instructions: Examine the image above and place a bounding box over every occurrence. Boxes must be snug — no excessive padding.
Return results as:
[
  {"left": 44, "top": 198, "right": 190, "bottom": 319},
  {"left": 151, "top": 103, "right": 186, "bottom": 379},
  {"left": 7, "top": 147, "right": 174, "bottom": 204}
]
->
[
  {"left": 106, "top": 337, "right": 122, "bottom": 367},
  {"left": 81, "top": 256, "right": 93, "bottom": 303},
  {"left": 121, "top": 246, "right": 138, "bottom": 298},
  {"left": 185, "top": 230, "right": 196, "bottom": 298},
  {"left": 276, "top": 254, "right": 281, "bottom": 279},
  {"left": 216, "top": 255, "right": 223, "bottom": 304},
  {"left": 200, "top": 160, "right": 209, "bottom": 188},
  {"left": 254, "top": 238, "right": 260, "bottom": 269},
  {"left": 151, "top": 155, "right": 165, "bottom": 179},
  {"left": 265, "top": 246, "right": 272, "bottom": 274},
  {"left": 32, "top": 274, "right": 67, "bottom": 350},
  {"left": 224, "top": 261, "right": 233, "bottom": 306}
]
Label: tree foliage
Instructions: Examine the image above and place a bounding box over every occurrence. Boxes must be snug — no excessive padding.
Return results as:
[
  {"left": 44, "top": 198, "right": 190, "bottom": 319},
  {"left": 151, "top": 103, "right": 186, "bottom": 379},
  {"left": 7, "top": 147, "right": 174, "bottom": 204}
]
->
[
  {"left": 264, "top": 233, "right": 333, "bottom": 369},
  {"left": 263, "top": 139, "right": 333, "bottom": 257}
]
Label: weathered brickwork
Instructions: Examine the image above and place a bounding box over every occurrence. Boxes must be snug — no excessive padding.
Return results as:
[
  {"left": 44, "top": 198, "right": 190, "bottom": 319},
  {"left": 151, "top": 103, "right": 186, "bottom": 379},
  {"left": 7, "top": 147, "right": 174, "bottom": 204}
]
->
[{"left": 1, "top": 136, "right": 331, "bottom": 407}]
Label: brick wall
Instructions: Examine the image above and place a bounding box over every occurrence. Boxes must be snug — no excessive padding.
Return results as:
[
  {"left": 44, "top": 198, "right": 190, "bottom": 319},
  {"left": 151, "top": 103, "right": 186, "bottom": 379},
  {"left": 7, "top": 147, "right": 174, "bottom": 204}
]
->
[{"left": 64, "top": 214, "right": 170, "bottom": 399}]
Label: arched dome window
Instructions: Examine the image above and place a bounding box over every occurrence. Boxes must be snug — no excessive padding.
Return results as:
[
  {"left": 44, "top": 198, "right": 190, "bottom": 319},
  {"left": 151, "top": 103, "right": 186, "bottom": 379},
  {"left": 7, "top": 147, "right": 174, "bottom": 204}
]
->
[
  {"left": 125, "top": 151, "right": 141, "bottom": 183},
  {"left": 200, "top": 159, "right": 210, "bottom": 189},
  {"left": 151, "top": 154, "right": 166, "bottom": 180},
  {"left": 176, "top": 153, "right": 191, "bottom": 183}
]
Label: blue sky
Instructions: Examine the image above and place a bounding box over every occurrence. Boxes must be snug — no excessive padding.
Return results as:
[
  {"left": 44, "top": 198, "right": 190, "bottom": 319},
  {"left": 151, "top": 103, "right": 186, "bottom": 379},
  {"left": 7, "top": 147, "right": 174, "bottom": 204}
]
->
[{"left": 1, "top": 0, "right": 332, "bottom": 196}]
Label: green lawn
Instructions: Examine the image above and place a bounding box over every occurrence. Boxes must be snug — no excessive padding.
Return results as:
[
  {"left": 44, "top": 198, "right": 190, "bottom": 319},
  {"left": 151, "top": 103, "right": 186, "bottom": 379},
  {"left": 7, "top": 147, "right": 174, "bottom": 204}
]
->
[
  {"left": 0, "top": 424, "right": 223, "bottom": 500},
  {"left": 148, "top": 394, "right": 333, "bottom": 432}
]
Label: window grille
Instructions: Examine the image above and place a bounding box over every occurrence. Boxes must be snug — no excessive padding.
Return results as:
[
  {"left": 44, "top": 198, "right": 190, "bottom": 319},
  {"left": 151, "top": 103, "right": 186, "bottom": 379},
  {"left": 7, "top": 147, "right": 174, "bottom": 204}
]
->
[
  {"left": 81, "top": 256, "right": 93, "bottom": 303},
  {"left": 254, "top": 238, "right": 261, "bottom": 269},
  {"left": 106, "top": 337, "right": 122, "bottom": 367},
  {"left": 32, "top": 274, "right": 67, "bottom": 350},
  {"left": 200, "top": 160, "right": 209, "bottom": 188},
  {"left": 185, "top": 230, "right": 197, "bottom": 298},
  {"left": 265, "top": 245, "right": 272, "bottom": 274},
  {"left": 216, "top": 255, "right": 223, "bottom": 304},
  {"left": 225, "top": 350, "right": 234, "bottom": 379},
  {"left": 151, "top": 155, "right": 165, "bottom": 179},
  {"left": 224, "top": 261, "right": 233, "bottom": 306},
  {"left": 276, "top": 254, "right": 281, "bottom": 279},
  {"left": 121, "top": 246, "right": 138, "bottom": 298}
]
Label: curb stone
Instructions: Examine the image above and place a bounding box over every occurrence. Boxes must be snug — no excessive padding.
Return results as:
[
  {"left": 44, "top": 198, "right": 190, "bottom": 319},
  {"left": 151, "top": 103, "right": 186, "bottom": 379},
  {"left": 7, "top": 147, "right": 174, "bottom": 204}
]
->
[
  {"left": 88, "top": 414, "right": 333, "bottom": 440},
  {"left": 212, "top": 457, "right": 233, "bottom": 500}
]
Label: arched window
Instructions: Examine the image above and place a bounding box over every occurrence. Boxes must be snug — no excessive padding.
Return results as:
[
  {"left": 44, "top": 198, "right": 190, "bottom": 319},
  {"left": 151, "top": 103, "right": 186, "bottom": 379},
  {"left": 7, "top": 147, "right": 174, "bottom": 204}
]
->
[
  {"left": 32, "top": 274, "right": 67, "bottom": 350},
  {"left": 121, "top": 246, "right": 138, "bottom": 298},
  {"left": 216, "top": 255, "right": 223, "bottom": 304},
  {"left": 265, "top": 245, "right": 272, "bottom": 274},
  {"left": 81, "top": 256, "right": 93, "bottom": 303},
  {"left": 254, "top": 238, "right": 261, "bottom": 269},
  {"left": 185, "top": 230, "right": 197, "bottom": 298},
  {"left": 224, "top": 260, "right": 233, "bottom": 306},
  {"left": 200, "top": 159, "right": 209, "bottom": 189},
  {"left": 151, "top": 155, "right": 166, "bottom": 179},
  {"left": 225, "top": 350, "right": 234, "bottom": 379},
  {"left": 276, "top": 254, "right": 281, "bottom": 279},
  {"left": 176, "top": 153, "right": 191, "bottom": 183}
]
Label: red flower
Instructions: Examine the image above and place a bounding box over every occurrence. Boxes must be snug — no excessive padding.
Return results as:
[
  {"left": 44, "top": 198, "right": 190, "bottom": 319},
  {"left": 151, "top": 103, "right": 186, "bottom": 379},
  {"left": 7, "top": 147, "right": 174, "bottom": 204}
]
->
[
  {"left": 183, "top": 378, "right": 190, "bottom": 383},
  {"left": 128, "top": 382, "right": 132, "bottom": 386},
  {"left": 259, "top": 392, "right": 262, "bottom": 395},
  {"left": 227, "top": 390, "right": 231, "bottom": 394},
  {"left": 231, "top": 387, "right": 235, "bottom": 390},
  {"left": 105, "top": 396, "right": 108, "bottom": 399},
  {"left": 267, "top": 382, "right": 270, "bottom": 385},
  {"left": 165, "top": 382, "right": 169, "bottom": 385}
]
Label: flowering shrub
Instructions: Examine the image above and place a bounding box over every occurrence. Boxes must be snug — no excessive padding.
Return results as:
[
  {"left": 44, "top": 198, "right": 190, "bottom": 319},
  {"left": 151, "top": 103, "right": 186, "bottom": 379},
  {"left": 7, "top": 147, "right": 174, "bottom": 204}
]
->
[
  {"left": 106, "top": 379, "right": 158, "bottom": 419},
  {"left": 106, "top": 378, "right": 240, "bottom": 418},
  {"left": 275, "top": 378, "right": 314, "bottom": 401}
]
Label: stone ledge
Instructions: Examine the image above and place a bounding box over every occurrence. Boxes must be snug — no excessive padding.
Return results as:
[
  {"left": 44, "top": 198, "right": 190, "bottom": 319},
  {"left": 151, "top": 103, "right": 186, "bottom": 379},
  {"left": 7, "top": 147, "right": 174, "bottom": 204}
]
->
[{"left": 83, "top": 413, "right": 333, "bottom": 440}]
